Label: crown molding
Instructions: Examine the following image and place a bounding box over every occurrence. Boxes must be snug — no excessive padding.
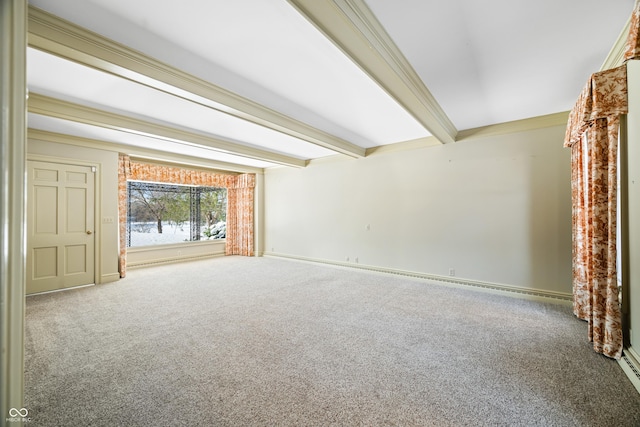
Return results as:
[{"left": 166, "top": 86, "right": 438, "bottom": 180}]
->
[
  {"left": 27, "top": 128, "right": 264, "bottom": 174},
  {"left": 601, "top": 12, "right": 632, "bottom": 71},
  {"left": 288, "top": 0, "right": 457, "bottom": 145},
  {"left": 27, "top": 6, "right": 365, "bottom": 159},
  {"left": 306, "top": 112, "right": 570, "bottom": 164},
  {"left": 28, "top": 93, "right": 306, "bottom": 168},
  {"left": 365, "top": 136, "right": 440, "bottom": 156},
  {"left": 363, "top": 112, "right": 570, "bottom": 154},
  {"left": 456, "top": 111, "right": 570, "bottom": 142}
]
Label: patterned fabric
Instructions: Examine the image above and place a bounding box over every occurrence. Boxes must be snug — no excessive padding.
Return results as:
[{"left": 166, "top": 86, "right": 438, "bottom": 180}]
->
[
  {"left": 624, "top": 3, "right": 640, "bottom": 62},
  {"left": 564, "top": 64, "right": 628, "bottom": 359},
  {"left": 565, "top": 65, "right": 628, "bottom": 147},
  {"left": 225, "top": 174, "right": 256, "bottom": 257},
  {"left": 117, "top": 154, "right": 256, "bottom": 277},
  {"left": 117, "top": 154, "right": 130, "bottom": 277},
  {"left": 569, "top": 122, "right": 622, "bottom": 359},
  {"left": 127, "top": 161, "right": 236, "bottom": 187}
]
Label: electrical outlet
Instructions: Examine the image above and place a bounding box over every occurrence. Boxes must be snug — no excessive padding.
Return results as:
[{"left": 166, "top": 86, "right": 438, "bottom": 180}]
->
[
  {"left": 346, "top": 256, "right": 350, "bottom": 262},
  {"left": 449, "top": 268, "right": 455, "bottom": 277},
  {"left": 355, "top": 257, "right": 359, "bottom": 263},
  {"left": 102, "top": 216, "right": 114, "bottom": 224}
]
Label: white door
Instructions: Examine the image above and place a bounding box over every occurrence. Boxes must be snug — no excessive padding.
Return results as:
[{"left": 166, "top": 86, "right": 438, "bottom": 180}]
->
[{"left": 27, "top": 161, "right": 95, "bottom": 294}]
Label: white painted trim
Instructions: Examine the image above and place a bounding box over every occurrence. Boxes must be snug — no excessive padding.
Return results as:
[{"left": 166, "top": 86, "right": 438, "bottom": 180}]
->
[
  {"left": 316, "top": 112, "right": 570, "bottom": 161},
  {"left": 127, "top": 240, "right": 226, "bottom": 251},
  {"left": 288, "top": 0, "right": 456, "bottom": 145},
  {"left": 127, "top": 239, "right": 226, "bottom": 269},
  {"left": 0, "top": 0, "right": 27, "bottom": 417},
  {"left": 100, "top": 273, "right": 120, "bottom": 284},
  {"left": 127, "top": 252, "right": 225, "bottom": 269},
  {"left": 29, "top": 93, "right": 307, "bottom": 168},
  {"left": 625, "top": 60, "right": 640, "bottom": 373},
  {"left": 601, "top": 12, "right": 632, "bottom": 71},
  {"left": 365, "top": 136, "right": 441, "bottom": 156},
  {"left": 27, "top": 6, "right": 365, "bottom": 159},
  {"left": 26, "top": 283, "right": 95, "bottom": 297},
  {"left": 28, "top": 128, "right": 264, "bottom": 175},
  {"left": 456, "top": 111, "right": 570, "bottom": 141},
  {"left": 620, "top": 347, "right": 640, "bottom": 395},
  {"left": 264, "top": 252, "right": 573, "bottom": 304}
]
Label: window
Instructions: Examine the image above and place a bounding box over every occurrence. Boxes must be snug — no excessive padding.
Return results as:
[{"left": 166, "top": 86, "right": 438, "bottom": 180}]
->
[{"left": 127, "top": 181, "right": 227, "bottom": 247}]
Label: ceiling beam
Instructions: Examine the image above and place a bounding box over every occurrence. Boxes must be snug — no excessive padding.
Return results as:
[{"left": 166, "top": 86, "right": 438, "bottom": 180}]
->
[
  {"left": 27, "top": 5, "right": 365, "bottom": 159},
  {"left": 28, "top": 128, "right": 264, "bottom": 174},
  {"left": 288, "top": 0, "right": 457, "bottom": 144},
  {"left": 28, "top": 93, "right": 307, "bottom": 168}
]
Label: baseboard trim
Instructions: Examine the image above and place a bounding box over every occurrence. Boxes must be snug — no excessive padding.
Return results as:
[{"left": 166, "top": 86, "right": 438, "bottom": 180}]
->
[
  {"left": 100, "top": 273, "right": 120, "bottom": 284},
  {"left": 620, "top": 347, "right": 640, "bottom": 395},
  {"left": 128, "top": 252, "right": 226, "bottom": 270},
  {"left": 264, "top": 252, "right": 572, "bottom": 304},
  {"left": 26, "top": 283, "right": 96, "bottom": 297}
]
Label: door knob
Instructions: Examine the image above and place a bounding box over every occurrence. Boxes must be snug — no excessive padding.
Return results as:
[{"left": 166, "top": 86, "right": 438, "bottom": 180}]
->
[{"left": 86, "top": 230, "right": 92, "bottom": 235}]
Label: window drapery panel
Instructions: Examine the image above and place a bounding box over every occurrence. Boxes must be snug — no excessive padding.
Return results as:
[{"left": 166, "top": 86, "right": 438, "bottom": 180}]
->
[
  {"left": 117, "top": 154, "right": 255, "bottom": 277},
  {"left": 117, "top": 154, "right": 129, "bottom": 277},
  {"left": 225, "top": 174, "right": 255, "bottom": 257},
  {"left": 564, "top": 65, "right": 627, "bottom": 359},
  {"left": 568, "top": 120, "right": 622, "bottom": 359}
]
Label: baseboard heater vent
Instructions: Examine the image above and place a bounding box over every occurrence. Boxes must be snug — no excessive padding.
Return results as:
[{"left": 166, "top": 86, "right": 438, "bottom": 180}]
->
[
  {"left": 264, "top": 253, "right": 572, "bottom": 303},
  {"left": 620, "top": 351, "right": 640, "bottom": 395}
]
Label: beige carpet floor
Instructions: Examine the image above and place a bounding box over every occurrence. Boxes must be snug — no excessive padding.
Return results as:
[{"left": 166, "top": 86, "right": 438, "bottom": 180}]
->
[{"left": 24, "top": 256, "right": 640, "bottom": 426}]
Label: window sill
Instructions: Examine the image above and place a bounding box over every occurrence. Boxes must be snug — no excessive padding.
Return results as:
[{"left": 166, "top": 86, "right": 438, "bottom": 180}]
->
[
  {"left": 128, "top": 239, "right": 226, "bottom": 253},
  {"left": 127, "top": 239, "right": 226, "bottom": 269}
]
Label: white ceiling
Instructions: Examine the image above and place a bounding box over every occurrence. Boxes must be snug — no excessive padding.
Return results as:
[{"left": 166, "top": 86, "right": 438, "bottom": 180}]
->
[{"left": 27, "top": 0, "right": 635, "bottom": 170}]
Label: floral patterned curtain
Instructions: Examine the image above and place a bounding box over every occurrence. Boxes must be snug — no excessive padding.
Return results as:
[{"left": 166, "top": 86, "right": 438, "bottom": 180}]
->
[
  {"left": 117, "top": 154, "right": 130, "bottom": 277},
  {"left": 563, "top": 5, "right": 640, "bottom": 357},
  {"left": 624, "top": 3, "right": 640, "bottom": 62},
  {"left": 225, "top": 174, "right": 255, "bottom": 257},
  {"left": 117, "top": 154, "right": 255, "bottom": 277}
]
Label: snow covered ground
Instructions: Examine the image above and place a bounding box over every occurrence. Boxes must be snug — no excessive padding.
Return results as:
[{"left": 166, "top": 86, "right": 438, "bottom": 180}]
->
[{"left": 130, "top": 221, "right": 225, "bottom": 247}]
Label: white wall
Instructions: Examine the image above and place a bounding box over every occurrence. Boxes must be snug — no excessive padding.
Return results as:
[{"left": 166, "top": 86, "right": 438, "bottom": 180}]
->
[{"left": 264, "top": 124, "right": 572, "bottom": 294}]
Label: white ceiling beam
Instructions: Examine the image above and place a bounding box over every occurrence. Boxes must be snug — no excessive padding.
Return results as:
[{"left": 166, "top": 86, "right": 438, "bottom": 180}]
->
[
  {"left": 288, "top": 0, "right": 457, "bottom": 145},
  {"left": 27, "top": 6, "right": 365, "bottom": 159},
  {"left": 28, "top": 128, "right": 264, "bottom": 174},
  {"left": 28, "top": 93, "right": 307, "bottom": 168}
]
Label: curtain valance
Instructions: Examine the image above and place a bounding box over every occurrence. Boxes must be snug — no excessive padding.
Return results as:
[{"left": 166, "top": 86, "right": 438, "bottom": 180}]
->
[
  {"left": 123, "top": 156, "right": 238, "bottom": 188},
  {"left": 564, "top": 2, "right": 640, "bottom": 148},
  {"left": 624, "top": 3, "right": 640, "bottom": 62},
  {"left": 564, "top": 65, "right": 628, "bottom": 148}
]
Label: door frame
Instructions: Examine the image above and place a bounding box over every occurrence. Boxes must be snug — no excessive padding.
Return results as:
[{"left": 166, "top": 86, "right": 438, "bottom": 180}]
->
[{"left": 27, "top": 154, "right": 102, "bottom": 289}]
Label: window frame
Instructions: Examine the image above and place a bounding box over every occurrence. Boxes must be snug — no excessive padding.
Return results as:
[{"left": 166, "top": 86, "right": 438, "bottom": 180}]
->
[{"left": 126, "top": 180, "right": 227, "bottom": 248}]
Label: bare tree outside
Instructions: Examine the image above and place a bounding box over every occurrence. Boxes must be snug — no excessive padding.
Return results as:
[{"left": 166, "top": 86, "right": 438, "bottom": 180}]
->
[{"left": 127, "top": 182, "right": 227, "bottom": 246}]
